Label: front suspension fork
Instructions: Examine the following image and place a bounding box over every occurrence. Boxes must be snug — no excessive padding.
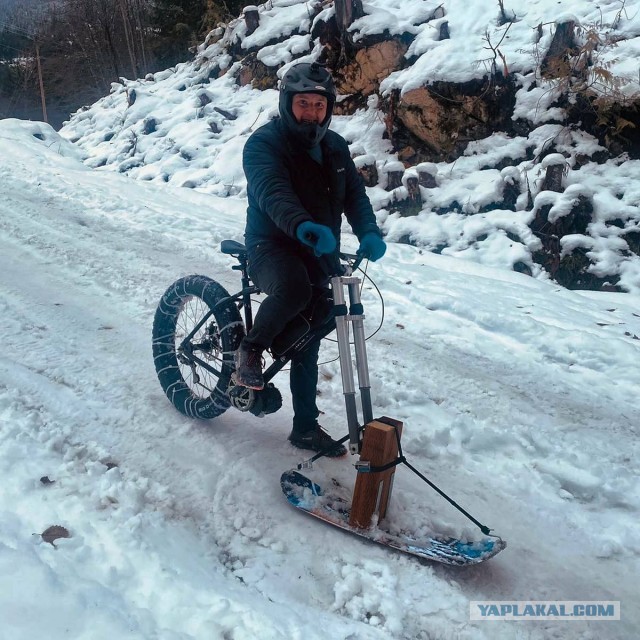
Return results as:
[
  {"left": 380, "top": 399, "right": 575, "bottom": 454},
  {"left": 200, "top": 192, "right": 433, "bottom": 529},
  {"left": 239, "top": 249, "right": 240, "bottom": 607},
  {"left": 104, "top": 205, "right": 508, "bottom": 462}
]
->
[{"left": 331, "top": 274, "right": 373, "bottom": 454}]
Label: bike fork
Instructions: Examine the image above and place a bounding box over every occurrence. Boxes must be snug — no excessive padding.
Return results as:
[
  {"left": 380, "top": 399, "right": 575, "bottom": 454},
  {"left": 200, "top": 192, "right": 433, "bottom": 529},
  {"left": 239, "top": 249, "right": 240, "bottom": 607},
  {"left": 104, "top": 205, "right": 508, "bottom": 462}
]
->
[{"left": 331, "top": 274, "right": 373, "bottom": 454}]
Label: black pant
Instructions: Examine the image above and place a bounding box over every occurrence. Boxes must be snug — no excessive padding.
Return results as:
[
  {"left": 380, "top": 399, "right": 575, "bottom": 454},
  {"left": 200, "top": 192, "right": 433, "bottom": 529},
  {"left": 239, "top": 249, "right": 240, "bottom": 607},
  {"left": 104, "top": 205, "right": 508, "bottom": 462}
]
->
[{"left": 246, "top": 243, "right": 333, "bottom": 433}]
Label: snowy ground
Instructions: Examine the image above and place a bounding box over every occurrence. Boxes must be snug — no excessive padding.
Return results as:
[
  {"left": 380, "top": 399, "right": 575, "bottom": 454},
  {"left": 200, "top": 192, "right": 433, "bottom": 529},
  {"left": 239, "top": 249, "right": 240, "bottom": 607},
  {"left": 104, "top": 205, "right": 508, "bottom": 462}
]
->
[{"left": 1, "top": 120, "right": 639, "bottom": 639}]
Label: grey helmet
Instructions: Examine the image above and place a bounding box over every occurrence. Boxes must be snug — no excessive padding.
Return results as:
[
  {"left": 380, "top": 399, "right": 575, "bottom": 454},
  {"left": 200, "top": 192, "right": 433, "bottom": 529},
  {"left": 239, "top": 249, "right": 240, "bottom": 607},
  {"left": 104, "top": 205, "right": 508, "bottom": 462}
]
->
[{"left": 278, "top": 62, "right": 336, "bottom": 148}]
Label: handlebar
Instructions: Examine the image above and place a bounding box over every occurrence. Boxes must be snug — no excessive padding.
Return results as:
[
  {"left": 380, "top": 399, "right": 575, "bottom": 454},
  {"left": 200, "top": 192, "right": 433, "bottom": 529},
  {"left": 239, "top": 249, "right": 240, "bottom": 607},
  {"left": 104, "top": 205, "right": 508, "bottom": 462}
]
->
[{"left": 220, "top": 239, "right": 367, "bottom": 277}]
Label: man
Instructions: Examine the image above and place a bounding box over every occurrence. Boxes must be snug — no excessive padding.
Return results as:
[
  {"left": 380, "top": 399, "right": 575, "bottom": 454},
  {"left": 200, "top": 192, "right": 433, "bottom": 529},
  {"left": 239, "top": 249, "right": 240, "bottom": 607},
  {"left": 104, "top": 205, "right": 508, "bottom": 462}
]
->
[{"left": 237, "top": 62, "right": 386, "bottom": 457}]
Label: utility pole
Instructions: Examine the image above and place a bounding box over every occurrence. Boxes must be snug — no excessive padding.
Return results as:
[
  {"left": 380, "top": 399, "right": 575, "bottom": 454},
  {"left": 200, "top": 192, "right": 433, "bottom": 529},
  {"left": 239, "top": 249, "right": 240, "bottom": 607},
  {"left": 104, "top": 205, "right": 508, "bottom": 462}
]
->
[
  {"left": 35, "top": 42, "right": 48, "bottom": 123},
  {"left": 0, "top": 20, "right": 48, "bottom": 124}
]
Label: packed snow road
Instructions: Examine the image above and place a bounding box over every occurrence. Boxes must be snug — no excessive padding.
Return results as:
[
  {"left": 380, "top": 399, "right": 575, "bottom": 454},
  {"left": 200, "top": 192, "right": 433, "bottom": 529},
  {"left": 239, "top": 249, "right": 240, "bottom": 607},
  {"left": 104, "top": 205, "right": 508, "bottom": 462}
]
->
[{"left": 1, "top": 123, "right": 638, "bottom": 639}]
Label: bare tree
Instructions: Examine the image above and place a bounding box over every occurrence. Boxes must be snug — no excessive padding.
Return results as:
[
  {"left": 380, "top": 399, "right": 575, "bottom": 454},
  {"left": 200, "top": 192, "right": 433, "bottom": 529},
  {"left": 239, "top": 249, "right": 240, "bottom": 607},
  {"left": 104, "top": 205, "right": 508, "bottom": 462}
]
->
[
  {"left": 119, "top": 0, "right": 139, "bottom": 77},
  {"left": 1, "top": 0, "right": 214, "bottom": 126},
  {"left": 334, "top": 0, "right": 364, "bottom": 62}
]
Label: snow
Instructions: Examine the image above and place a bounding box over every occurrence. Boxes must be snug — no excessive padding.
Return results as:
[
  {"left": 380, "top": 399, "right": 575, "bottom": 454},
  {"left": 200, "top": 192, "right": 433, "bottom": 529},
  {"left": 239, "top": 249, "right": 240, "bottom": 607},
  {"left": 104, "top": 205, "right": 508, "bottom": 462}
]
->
[
  {"left": 57, "top": 1, "right": 640, "bottom": 293},
  {"left": 2, "top": 114, "right": 640, "bottom": 639},
  {"left": 2, "top": 0, "right": 640, "bottom": 636}
]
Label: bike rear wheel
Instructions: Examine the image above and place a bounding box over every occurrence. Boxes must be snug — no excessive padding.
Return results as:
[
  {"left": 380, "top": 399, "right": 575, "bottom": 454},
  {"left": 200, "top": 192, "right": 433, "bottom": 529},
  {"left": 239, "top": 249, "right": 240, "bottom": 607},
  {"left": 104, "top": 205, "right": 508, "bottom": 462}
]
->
[{"left": 152, "top": 275, "right": 245, "bottom": 419}]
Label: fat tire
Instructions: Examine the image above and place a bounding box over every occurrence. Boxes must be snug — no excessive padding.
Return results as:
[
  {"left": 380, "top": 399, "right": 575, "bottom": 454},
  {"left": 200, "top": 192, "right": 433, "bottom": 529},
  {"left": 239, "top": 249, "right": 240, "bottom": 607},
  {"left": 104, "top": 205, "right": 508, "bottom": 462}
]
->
[{"left": 152, "top": 275, "right": 245, "bottom": 419}]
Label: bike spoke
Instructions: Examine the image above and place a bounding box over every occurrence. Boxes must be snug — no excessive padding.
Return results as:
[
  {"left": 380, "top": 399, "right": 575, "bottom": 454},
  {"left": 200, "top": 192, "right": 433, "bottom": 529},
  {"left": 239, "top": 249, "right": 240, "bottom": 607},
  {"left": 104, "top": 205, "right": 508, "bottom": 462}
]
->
[
  {"left": 153, "top": 274, "right": 244, "bottom": 419},
  {"left": 176, "top": 296, "right": 224, "bottom": 399}
]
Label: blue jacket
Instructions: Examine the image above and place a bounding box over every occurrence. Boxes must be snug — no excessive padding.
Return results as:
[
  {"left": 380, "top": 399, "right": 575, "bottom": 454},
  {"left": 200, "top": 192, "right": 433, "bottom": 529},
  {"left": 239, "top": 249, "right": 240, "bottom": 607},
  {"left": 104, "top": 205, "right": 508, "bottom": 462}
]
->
[{"left": 242, "top": 118, "right": 381, "bottom": 252}]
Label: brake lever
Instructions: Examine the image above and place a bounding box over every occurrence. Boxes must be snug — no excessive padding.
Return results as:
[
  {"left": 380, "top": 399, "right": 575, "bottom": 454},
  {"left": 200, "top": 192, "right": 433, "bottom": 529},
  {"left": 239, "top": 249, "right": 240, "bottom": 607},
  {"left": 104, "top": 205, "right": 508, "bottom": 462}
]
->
[
  {"left": 337, "top": 251, "right": 366, "bottom": 274},
  {"left": 351, "top": 253, "right": 367, "bottom": 272}
]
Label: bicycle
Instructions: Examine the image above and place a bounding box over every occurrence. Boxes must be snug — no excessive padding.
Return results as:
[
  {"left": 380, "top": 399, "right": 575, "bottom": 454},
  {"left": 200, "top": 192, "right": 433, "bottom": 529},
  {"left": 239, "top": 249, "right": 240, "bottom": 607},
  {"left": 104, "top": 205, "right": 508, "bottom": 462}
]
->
[
  {"left": 152, "top": 242, "right": 507, "bottom": 558},
  {"left": 152, "top": 239, "right": 372, "bottom": 454}
]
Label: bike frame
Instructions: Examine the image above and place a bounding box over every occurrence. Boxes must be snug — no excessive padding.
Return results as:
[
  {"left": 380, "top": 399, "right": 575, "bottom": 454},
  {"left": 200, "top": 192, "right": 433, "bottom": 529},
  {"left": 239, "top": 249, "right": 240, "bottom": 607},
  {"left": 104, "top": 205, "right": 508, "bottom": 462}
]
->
[{"left": 183, "top": 244, "right": 373, "bottom": 453}]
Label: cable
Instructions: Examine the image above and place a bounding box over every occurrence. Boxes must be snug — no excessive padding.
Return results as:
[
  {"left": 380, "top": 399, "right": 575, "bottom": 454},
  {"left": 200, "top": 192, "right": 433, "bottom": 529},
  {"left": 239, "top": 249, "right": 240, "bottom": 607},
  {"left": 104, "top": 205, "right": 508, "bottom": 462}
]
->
[
  {"left": 323, "top": 258, "right": 385, "bottom": 344},
  {"left": 252, "top": 257, "right": 385, "bottom": 369},
  {"left": 359, "top": 260, "right": 385, "bottom": 341}
]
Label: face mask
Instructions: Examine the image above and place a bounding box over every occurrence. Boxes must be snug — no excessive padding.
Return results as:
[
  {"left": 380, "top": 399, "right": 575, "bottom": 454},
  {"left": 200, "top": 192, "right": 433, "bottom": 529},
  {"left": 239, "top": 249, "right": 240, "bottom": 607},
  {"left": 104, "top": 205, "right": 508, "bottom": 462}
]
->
[{"left": 278, "top": 92, "right": 333, "bottom": 148}]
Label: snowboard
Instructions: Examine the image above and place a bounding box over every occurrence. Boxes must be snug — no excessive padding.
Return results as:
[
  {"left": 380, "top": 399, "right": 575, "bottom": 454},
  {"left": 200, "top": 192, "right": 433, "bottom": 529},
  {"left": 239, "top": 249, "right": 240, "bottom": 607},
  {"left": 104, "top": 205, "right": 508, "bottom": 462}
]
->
[{"left": 281, "top": 470, "right": 505, "bottom": 566}]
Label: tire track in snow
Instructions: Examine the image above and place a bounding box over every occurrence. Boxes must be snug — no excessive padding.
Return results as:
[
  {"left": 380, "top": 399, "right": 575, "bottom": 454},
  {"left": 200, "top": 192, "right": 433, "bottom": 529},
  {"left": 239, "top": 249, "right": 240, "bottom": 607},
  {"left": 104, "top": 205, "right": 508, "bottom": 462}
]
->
[
  {"left": 0, "top": 185, "right": 432, "bottom": 639},
  {"left": 2, "top": 155, "right": 638, "bottom": 638}
]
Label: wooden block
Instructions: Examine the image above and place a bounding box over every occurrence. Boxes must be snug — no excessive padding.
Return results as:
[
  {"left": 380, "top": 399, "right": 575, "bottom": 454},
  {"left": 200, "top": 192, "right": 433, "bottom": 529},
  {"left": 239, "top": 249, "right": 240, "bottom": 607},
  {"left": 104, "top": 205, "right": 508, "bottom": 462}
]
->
[{"left": 349, "top": 416, "right": 403, "bottom": 529}]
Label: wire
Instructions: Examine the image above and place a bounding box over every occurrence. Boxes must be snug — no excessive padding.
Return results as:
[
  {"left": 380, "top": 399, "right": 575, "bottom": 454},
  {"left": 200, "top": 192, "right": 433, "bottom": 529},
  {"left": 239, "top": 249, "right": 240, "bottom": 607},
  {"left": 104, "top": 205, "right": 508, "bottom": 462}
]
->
[
  {"left": 259, "top": 259, "right": 386, "bottom": 369},
  {"left": 359, "top": 260, "right": 385, "bottom": 341},
  {"left": 323, "top": 258, "right": 385, "bottom": 344},
  {"left": 0, "top": 21, "right": 35, "bottom": 40}
]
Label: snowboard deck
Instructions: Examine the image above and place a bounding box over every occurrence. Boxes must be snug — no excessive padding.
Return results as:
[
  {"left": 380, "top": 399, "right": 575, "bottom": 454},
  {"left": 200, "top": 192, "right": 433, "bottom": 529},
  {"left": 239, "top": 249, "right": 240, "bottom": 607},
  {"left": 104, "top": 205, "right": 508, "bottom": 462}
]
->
[{"left": 281, "top": 470, "right": 505, "bottom": 566}]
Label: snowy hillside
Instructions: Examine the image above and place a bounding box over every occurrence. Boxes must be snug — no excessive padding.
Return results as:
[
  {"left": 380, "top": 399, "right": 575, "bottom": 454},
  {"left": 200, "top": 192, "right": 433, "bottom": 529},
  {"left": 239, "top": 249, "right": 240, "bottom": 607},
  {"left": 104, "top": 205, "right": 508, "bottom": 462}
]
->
[
  {"left": 60, "top": 0, "right": 640, "bottom": 292},
  {"left": 1, "top": 118, "right": 639, "bottom": 639}
]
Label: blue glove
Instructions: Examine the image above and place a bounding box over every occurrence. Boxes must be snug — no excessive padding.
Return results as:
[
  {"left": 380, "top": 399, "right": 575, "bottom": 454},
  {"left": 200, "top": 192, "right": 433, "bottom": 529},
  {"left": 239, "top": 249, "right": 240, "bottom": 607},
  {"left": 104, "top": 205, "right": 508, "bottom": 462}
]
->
[
  {"left": 296, "top": 221, "right": 337, "bottom": 256},
  {"left": 358, "top": 232, "right": 386, "bottom": 262}
]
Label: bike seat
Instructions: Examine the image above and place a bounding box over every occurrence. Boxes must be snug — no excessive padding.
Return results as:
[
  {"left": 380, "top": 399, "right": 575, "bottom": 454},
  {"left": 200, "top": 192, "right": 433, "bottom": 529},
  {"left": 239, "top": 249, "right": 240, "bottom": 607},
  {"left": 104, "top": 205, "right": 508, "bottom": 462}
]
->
[{"left": 221, "top": 240, "right": 247, "bottom": 257}]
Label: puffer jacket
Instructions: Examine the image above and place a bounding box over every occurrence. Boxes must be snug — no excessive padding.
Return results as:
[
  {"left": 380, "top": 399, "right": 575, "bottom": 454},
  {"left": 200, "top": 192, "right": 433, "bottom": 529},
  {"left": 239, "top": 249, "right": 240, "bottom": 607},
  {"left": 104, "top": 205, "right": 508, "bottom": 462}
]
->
[{"left": 242, "top": 118, "right": 381, "bottom": 252}]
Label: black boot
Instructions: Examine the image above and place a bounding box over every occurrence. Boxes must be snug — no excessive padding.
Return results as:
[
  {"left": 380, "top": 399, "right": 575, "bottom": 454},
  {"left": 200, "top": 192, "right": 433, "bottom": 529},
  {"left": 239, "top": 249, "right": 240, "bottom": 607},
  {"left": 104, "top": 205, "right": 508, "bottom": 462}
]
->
[
  {"left": 234, "top": 341, "right": 264, "bottom": 390},
  {"left": 288, "top": 423, "right": 347, "bottom": 457}
]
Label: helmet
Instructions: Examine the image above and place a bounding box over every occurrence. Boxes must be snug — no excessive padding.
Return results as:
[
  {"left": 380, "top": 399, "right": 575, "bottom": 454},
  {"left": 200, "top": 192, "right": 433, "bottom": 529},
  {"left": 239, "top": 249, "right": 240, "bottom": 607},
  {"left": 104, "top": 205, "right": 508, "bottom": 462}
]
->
[{"left": 279, "top": 62, "right": 336, "bottom": 148}]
